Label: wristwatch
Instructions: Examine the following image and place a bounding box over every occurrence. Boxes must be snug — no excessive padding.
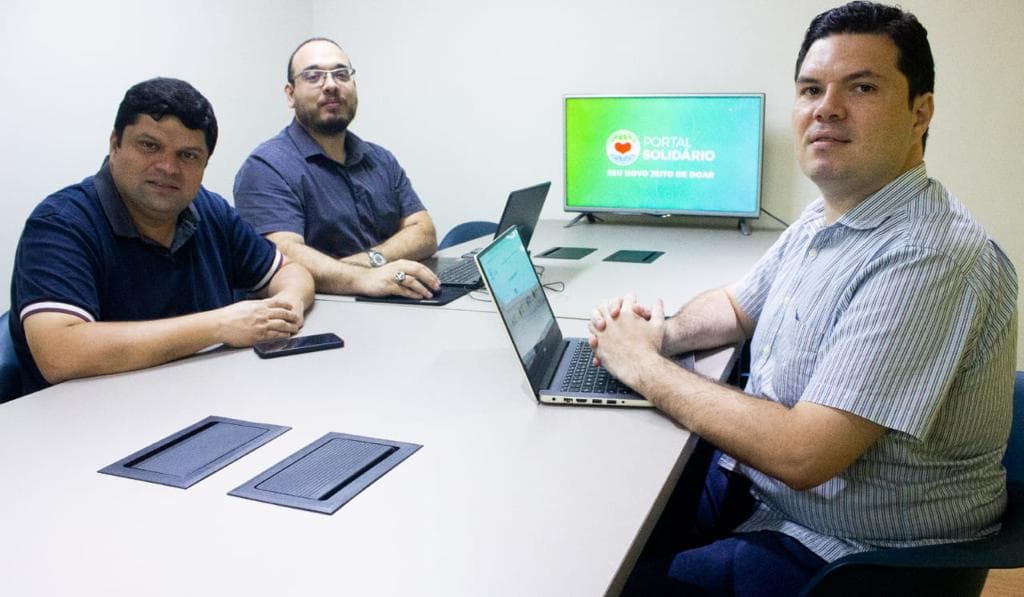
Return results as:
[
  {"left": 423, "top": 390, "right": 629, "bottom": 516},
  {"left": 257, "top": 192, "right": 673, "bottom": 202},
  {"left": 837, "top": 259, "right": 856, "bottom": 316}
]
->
[{"left": 367, "top": 249, "right": 387, "bottom": 268}]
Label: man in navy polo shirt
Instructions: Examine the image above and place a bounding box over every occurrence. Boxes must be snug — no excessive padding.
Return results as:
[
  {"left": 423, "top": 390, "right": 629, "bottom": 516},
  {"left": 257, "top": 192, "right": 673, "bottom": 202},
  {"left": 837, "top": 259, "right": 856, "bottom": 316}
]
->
[
  {"left": 9, "top": 77, "right": 315, "bottom": 395},
  {"left": 234, "top": 37, "right": 441, "bottom": 301}
]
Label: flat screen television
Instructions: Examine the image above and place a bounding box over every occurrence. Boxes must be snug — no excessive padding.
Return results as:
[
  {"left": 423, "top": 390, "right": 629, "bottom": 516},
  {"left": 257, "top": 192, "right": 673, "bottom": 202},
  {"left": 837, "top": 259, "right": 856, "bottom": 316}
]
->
[{"left": 563, "top": 94, "right": 764, "bottom": 219}]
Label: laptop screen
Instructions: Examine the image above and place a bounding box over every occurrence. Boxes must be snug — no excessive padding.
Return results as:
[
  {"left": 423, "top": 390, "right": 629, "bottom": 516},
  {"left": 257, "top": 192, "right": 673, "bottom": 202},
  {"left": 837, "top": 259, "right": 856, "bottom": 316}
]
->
[
  {"left": 494, "top": 181, "right": 550, "bottom": 249},
  {"left": 476, "top": 226, "right": 564, "bottom": 391}
]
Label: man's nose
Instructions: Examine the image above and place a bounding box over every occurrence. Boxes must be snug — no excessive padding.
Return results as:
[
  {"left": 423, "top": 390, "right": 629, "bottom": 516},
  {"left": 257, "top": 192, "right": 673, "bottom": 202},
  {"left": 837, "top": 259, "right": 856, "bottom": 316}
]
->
[
  {"left": 153, "top": 153, "right": 180, "bottom": 175},
  {"left": 813, "top": 86, "right": 845, "bottom": 121},
  {"left": 322, "top": 73, "right": 340, "bottom": 91}
]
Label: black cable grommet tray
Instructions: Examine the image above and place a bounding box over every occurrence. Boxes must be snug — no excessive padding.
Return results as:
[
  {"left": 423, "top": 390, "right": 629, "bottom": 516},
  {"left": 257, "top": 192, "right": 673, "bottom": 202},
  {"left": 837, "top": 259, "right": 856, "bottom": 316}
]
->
[
  {"left": 228, "top": 432, "right": 421, "bottom": 514},
  {"left": 98, "top": 416, "right": 290, "bottom": 488}
]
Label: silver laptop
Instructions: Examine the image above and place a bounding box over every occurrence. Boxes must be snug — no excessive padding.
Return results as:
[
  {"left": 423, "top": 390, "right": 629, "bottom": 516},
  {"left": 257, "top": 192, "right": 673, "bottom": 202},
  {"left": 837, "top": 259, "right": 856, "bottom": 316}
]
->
[
  {"left": 430, "top": 181, "right": 551, "bottom": 288},
  {"left": 475, "top": 226, "right": 694, "bottom": 407}
]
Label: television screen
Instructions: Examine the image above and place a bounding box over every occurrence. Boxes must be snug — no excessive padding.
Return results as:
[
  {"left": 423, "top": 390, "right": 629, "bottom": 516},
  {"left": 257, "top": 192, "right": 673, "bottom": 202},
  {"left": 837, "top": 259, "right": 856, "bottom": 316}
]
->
[{"left": 564, "top": 94, "right": 764, "bottom": 218}]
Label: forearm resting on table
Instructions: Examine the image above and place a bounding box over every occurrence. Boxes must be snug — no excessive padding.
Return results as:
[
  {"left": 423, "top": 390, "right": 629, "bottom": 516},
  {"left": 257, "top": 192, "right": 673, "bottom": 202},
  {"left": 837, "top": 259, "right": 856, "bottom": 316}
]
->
[
  {"left": 636, "top": 358, "right": 885, "bottom": 491},
  {"left": 340, "top": 210, "right": 437, "bottom": 265},
  {"left": 25, "top": 310, "right": 245, "bottom": 384},
  {"left": 264, "top": 259, "right": 315, "bottom": 311},
  {"left": 267, "top": 231, "right": 371, "bottom": 294},
  {"left": 662, "top": 286, "right": 753, "bottom": 355}
]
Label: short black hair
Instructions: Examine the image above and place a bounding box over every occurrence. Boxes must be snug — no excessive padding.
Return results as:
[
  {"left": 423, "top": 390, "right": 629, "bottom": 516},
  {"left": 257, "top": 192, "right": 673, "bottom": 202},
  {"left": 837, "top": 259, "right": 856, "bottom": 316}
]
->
[
  {"left": 287, "top": 37, "right": 346, "bottom": 83},
  {"left": 795, "top": 1, "right": 934, "bottom": 107},
  {"left": 113, "top": 77, "right": 218, "bottom": 156}
]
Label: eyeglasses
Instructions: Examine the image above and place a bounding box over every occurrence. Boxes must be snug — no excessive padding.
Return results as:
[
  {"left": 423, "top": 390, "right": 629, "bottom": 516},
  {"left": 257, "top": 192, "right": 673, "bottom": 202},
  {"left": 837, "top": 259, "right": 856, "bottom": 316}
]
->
[{"left": 295, "top": 67, "right": 356, "bottom": 86}]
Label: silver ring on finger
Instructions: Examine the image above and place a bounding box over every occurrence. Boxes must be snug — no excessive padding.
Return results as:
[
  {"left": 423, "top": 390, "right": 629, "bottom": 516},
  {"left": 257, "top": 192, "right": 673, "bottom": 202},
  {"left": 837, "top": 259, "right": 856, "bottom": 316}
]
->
[{"left": 394, "top": 271, "right": 407, "bottom": 283}]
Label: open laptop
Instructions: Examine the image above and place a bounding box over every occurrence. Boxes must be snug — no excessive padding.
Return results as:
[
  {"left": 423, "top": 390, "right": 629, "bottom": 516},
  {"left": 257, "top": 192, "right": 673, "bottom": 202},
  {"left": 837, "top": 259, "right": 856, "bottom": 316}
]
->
[
  {"left": 475, "top": 226, "right": 695, "bottom": 407},
  {"left": 430, "top": 181, "right": 551, "bottom": 288},
  {"left": 354, "top": 182, "right": 550, "bottom": 306}
]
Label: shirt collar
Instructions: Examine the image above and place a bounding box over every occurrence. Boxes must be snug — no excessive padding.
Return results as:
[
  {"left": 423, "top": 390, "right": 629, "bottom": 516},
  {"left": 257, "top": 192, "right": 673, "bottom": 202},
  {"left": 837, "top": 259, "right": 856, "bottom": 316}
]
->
[
  {"left": 286, "top": 118, "right": 367, "bottom": 167},
  {"left": 94, "top": 157, "right": 201, "bottom": 253},
  {"left": 834, "top": 163, "right": 930, "bottom": 231}
]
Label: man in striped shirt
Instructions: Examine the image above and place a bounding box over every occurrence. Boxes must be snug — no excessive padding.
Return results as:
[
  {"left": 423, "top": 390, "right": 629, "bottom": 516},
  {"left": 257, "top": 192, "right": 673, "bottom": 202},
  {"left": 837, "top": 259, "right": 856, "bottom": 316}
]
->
[{"left": 590, "top": 2, "right": 1018, "bottom": 595}]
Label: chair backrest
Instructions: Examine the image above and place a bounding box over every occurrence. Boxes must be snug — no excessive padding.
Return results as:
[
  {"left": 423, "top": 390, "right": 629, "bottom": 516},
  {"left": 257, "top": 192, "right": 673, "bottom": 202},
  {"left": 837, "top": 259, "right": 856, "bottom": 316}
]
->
[
  {"left": 1006, "top": 371, "right": 1024, "bottom": 486},
  {"left": 438, "top": 221, "right": 497, "bottom": 250},
  {"left": 1, "top": 311, "right": 23, "bottom": 403},
  {"left": 799, "top": 371, "right": 1024, "bottom": 596}
]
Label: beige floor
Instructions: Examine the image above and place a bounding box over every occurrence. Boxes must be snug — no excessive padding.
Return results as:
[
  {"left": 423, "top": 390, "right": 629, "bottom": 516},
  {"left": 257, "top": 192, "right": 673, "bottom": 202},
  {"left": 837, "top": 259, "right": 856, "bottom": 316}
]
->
[{"left": 981, "top": 568, "right": 1024, "bottom": 596}]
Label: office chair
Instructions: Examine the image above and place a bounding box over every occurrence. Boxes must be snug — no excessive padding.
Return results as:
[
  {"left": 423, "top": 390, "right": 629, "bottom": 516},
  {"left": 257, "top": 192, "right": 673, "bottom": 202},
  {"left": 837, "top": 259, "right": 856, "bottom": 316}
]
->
[
  {"left": 799, "top": 370, "right": 1024, "bottom": 596},
  {"left": 437, "top": 220, "right": 497, "bottom": 251},
  {"left": 1, "top": 311, "right": 23, "bottom": 403}
]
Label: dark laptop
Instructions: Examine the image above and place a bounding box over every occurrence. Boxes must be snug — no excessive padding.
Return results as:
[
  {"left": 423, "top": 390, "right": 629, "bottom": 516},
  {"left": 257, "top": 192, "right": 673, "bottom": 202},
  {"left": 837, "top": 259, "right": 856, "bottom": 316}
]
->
[
  {"left": 475, "top": 226, "right": 694, "bottom": 407},
  {"left": 430, "top": 181, "right": 551, "bottom": 288},
  {"left": 355, "top": 182, "right": 549, "bottom": 306}
]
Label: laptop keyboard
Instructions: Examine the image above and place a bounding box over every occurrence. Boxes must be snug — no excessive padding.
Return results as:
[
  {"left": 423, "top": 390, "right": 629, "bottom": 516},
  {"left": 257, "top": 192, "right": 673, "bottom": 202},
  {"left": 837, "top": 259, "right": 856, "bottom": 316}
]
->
[
  {"left": 560, "top": 343, "right": 634, "bottom": 394},
  {"left": 439, "top": 259, "right": 481, "bottom": 286}
]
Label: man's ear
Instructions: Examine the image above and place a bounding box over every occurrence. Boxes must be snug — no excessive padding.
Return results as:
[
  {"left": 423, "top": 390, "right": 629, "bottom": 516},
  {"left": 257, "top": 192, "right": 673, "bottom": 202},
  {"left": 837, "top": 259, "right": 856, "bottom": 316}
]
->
[
  {"left": 912, "top": 92, "right": 934, "bottom": 138},
  {"left": 284, "top": 82, "right": 296, "bottom": 109}
]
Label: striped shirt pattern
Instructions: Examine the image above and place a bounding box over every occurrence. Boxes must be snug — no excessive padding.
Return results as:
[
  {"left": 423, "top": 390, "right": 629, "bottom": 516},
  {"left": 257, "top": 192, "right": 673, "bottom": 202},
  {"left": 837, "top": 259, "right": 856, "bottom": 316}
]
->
[{"left": 727, "top": 163, "right": 1018, "bottom": 562}]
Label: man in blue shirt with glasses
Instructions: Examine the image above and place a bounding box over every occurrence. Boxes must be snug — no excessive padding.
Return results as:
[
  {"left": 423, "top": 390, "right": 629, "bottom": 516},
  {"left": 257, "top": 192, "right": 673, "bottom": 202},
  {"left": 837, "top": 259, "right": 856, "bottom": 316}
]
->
[{"left": 235, "top": 38, "right": 440, "bottom": 301}]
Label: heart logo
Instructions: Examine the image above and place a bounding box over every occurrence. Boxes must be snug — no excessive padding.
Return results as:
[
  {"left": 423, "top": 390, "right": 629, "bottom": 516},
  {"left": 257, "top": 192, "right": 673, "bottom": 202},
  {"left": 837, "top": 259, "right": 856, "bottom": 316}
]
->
[{"left": 607, "top": 130, "right": 640, "bottom": 166}]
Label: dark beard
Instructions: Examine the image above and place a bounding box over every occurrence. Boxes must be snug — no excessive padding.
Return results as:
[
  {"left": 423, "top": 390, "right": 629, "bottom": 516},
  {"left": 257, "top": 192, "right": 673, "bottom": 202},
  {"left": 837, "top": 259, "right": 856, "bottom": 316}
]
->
[
  {"left": 294, "top": 100, "right": 356, "bottom": 136},
  {"left": 309, "top": 117, "right": 350, "bottom": 135}
]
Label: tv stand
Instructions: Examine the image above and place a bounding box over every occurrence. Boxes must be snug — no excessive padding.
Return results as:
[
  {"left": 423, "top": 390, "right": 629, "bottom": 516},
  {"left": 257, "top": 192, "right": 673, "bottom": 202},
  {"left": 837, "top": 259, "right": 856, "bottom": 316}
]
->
[
  {"left": 737, "top": 218, "right": 751, "bottom": 236},
  {"left": 564, "top": 212, "right": 605, "bottom": 228}
]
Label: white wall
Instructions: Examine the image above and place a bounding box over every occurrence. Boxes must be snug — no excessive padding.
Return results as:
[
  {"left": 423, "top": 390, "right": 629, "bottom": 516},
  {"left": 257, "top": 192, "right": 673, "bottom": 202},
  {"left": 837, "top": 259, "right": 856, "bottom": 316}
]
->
[
  {"left": 313, "top": 0, "right": 1024, "bottom": 366},
  {"left": 0, "top": 0, "right": 312, "bottom": 310},
  {"left": 2, "top": 0, "right": 1023, "bottom": 365}
]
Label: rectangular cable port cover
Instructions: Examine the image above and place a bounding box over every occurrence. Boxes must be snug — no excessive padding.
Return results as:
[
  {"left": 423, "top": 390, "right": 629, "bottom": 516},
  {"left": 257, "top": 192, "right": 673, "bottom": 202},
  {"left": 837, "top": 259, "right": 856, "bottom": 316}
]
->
[
  {"left": 98, "top": 416, "right": 290, "bottom": 488},
  {"left": 228, "top": 432, "right": 421, "bottom": 514}
]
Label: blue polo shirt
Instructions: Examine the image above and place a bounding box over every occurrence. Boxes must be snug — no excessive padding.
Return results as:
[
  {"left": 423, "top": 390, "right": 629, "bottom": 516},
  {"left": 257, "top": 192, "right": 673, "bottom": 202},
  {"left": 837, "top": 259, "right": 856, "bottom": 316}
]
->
[
  {"left": 233, "top": 119, "right": 426, "bottom": 258},
  {"left": 9, "top": 160, "right": 283, "bottom": 395}
]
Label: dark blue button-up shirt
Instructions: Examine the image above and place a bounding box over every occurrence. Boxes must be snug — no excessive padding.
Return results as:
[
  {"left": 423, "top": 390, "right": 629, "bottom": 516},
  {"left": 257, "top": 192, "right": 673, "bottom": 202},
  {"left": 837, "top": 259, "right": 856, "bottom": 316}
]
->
[{"left": 233, "top": 119, "right": 426, "bottom": 258}]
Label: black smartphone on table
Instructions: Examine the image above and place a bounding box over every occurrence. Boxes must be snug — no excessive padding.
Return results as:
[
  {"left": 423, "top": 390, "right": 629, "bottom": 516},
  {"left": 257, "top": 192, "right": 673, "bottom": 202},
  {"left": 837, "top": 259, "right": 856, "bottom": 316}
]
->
[{"left": 254, "top": 332, "right": 344, "bottom": 359}]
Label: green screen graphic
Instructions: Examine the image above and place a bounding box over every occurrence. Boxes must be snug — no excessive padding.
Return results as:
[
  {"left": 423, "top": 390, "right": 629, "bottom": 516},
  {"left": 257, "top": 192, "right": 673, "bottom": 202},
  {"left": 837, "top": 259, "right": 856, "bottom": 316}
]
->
[{"left": 564, "top": 95, "right": 763, "bottom": 216}]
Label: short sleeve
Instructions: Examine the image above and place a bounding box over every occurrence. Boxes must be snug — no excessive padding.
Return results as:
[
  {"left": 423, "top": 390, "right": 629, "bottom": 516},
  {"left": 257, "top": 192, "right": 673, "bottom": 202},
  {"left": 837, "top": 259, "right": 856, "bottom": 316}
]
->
[
  {"left": 802, "top": 247, "right": 976, "bottom": 438},
  {"left": 206, "top": 192, "right": 283, "bottom": 292},
  {"left": 233, "top": 154, "right": 307, "bottom": 237},
  {"left": 386, "top": 152, "right": 426, "bottom": 218},
  {"left": 13, "top": 206, "right": 101, "bottom": 322}
]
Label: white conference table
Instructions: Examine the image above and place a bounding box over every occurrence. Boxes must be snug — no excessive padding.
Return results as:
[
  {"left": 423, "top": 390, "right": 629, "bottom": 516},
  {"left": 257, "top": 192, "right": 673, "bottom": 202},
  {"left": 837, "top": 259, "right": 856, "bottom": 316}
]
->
[
  {"left": 0, "top": 218, "right": 778, "bottom": 596},
  {"left": 320, "top": 218, "right": 781, "bottom": 320}
]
